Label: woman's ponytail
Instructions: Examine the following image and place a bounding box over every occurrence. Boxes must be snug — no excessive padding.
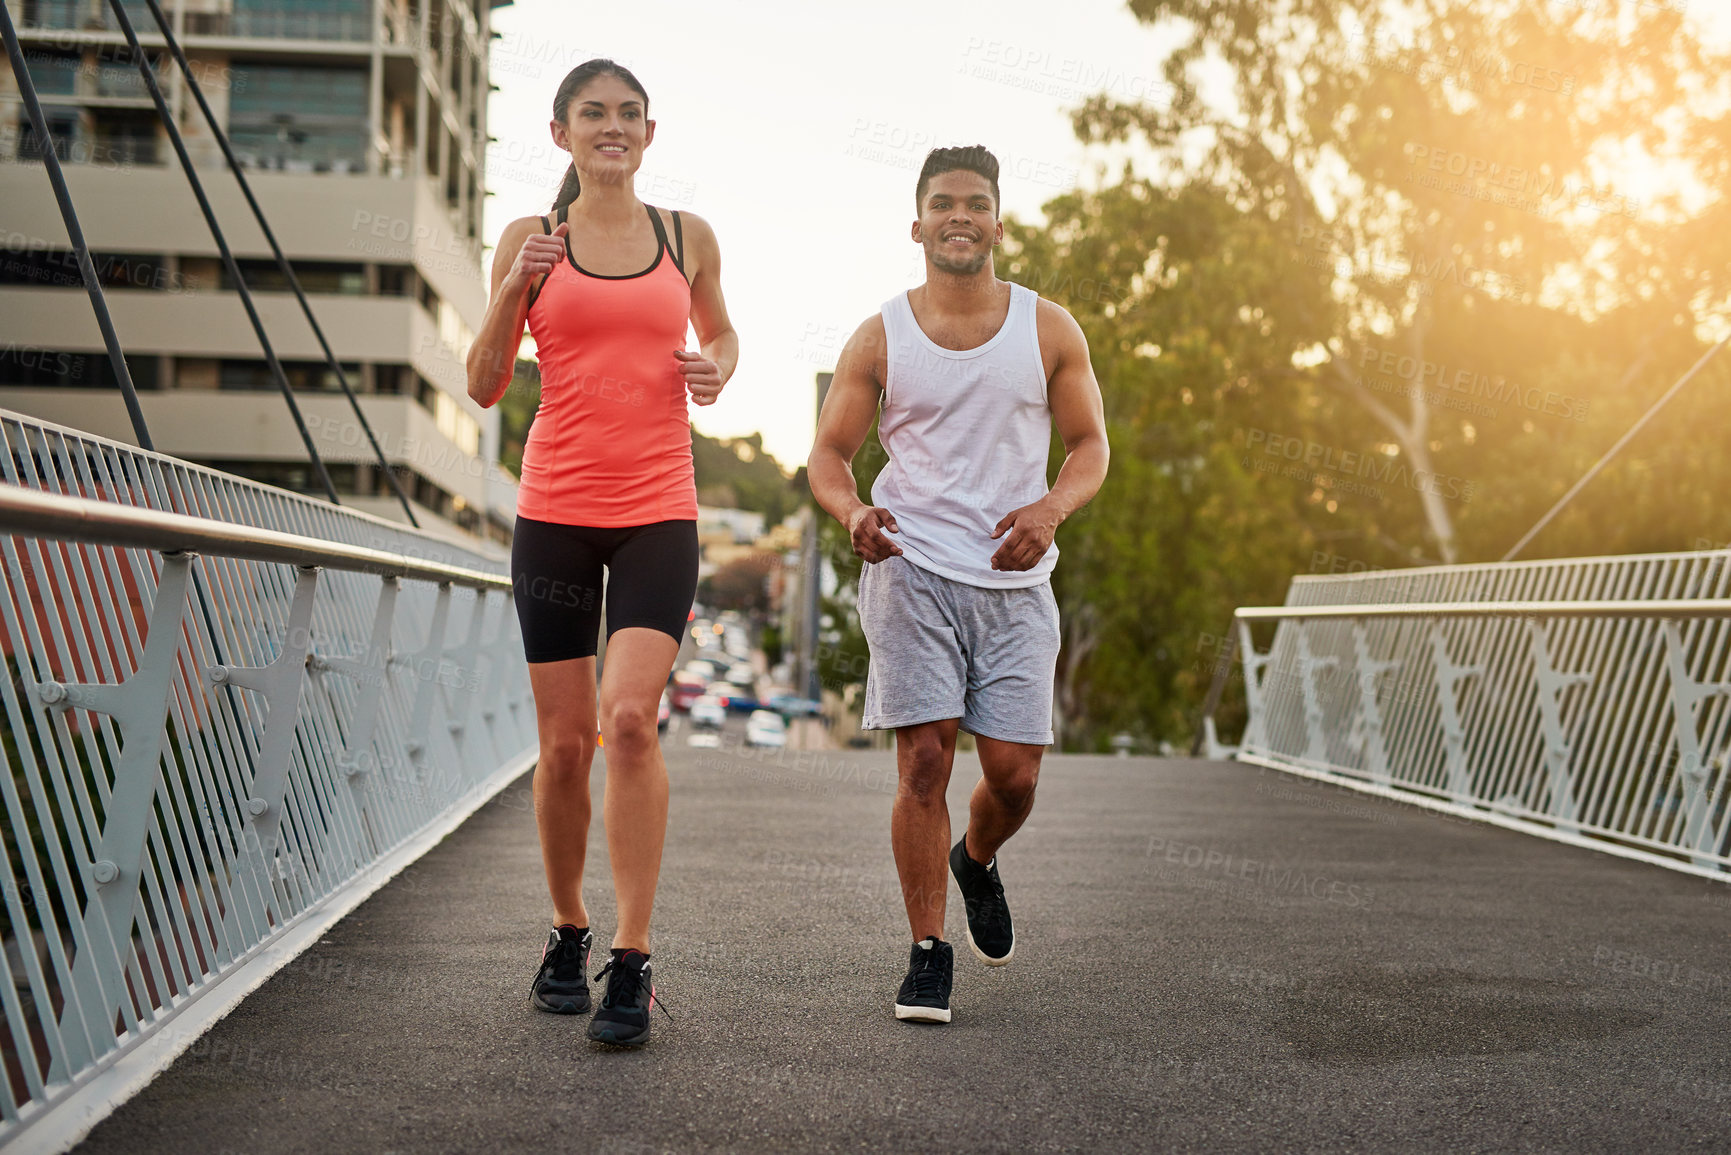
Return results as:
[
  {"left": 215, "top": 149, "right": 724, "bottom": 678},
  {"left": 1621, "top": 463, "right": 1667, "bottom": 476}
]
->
[{"left": 553, "top": 162, "right": 581, "bottom": 214}]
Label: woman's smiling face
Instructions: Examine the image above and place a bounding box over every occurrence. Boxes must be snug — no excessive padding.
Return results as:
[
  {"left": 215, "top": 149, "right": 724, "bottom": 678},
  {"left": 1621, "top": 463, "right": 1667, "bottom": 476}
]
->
[{"left": 552, "top": 72, "right": 654, "bottom": 185}]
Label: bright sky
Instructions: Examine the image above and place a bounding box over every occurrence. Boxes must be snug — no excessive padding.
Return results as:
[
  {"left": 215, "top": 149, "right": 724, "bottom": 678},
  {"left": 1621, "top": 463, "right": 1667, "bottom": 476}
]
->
[
  {"left": 481, "top": 2, "right": 1731, "bottom": 471},
  {"left": 481, "top": 0, "right": 1185, "bottom": 469}
]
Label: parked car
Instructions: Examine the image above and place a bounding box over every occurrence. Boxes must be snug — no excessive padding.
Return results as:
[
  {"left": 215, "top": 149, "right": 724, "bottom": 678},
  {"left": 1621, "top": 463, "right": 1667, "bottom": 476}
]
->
[
  {"left": 767, "top": 693, "right": 823, "bottom": 718},
  {"left": 715, "top": 682, "right": 760, "bottom": 713},
  {"left": 746, "top": 710, "right": 787, "bottom": 748},
  {"left": 726, "top": 662, "right": 756, "bottom": 685},
  {"left": 684, "top": 658, "right": 721, "bottom": 681},
  {"left": 671, "top": 672, "right": 707, "bottom": 712},
  {"left": 690, "top": 695, "right": 727, "bottom": 729}
]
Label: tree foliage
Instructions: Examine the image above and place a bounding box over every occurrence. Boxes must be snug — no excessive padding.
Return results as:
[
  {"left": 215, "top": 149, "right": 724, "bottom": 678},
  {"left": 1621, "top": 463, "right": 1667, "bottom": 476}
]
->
[{"left": 1004, "top": 0, "right": 1731, "bottom": 749}]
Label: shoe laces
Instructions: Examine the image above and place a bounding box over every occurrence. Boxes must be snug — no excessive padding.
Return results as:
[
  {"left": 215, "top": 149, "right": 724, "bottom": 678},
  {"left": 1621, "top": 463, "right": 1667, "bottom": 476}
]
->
[
  {"left": 968, "top": 864, "right": 1008, "bottom": 921},
  {"left": 593, "top": 956, "right": 674, "bottom": 1022},
  {"left": 542, "top": 932, "right": 586, "bottom": 982},
  {"left": 909, "top": 951, "right": 947, "bottom": 1000}
]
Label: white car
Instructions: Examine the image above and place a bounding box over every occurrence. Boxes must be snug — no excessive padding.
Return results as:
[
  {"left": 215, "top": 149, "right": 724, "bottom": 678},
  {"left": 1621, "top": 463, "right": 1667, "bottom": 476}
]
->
[
  {"left": 745, "top": 710, "right": 787, "bottom": 748},
  {"left": 727, "top": 663, "right": 756, "bottom": 685},
  {"left": 689, "top": 695, "right": 727, "bottom": 730}
]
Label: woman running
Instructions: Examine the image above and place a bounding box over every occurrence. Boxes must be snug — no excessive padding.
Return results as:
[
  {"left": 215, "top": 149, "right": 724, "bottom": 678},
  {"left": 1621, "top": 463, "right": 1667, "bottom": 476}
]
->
[{"left": 466, "top": 58, "right": 736, "bottom": 1047}]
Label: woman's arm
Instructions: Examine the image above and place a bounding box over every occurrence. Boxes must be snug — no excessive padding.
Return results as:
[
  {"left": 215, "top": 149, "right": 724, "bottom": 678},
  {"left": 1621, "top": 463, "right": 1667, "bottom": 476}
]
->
[
  {"left": 672, "top": 212, "right": 738, "bottom": 406},
  {"left": 466, "top": 215, "right": 565, "bottom": 408}
]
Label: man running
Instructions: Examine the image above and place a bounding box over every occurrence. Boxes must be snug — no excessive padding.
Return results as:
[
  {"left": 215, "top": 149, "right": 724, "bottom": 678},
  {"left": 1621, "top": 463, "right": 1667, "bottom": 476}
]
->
[{"left": 809, "top": 145, "right": 1109, "bottom": 1023}]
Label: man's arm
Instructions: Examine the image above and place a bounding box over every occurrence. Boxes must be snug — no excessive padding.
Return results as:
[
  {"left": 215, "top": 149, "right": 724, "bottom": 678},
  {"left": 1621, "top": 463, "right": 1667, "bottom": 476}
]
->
[
  {"left": 809, "top": 315, "right": 903, "bottom": 563},
  {"left": 989, "top": 300, "right": 1110, "bottom": 572}
]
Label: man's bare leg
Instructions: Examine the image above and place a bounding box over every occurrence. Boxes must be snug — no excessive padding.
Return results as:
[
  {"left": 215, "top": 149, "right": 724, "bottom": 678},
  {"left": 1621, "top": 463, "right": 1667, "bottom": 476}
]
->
[
  {"left": 964, "top": 736, "right": 1043, "bottom": 865},
  {"left": 890, "top": 718, "right": 961, "bottom": 941}
]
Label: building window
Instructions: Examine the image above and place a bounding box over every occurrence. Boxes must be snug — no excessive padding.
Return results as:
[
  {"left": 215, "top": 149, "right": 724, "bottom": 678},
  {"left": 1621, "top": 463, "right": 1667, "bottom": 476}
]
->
[
  {"left": 22, "top": 49, "right": 79, "bottom": 96},
  {"left": 220, "top": 260, "right": 366, "bottom": 295},
  {"left": 0, "top": 248, "right": 171, "bottom": 291},
  {"left": 12, "top": 111, "right": 79, "bottom": 162},
  {"left": 228, "top": 64, "right": 367, "bottom": 173},
  {"left": 92, "top": 48, "right": 169, "bottom": 100},
  {"left": 218, "top": 359, "right": 361, "bottom": 392},
  {"left": 0, "top": 349, "right": 159, "bottom": 389},
  {"left": 378, "top": 264, "right": 419, "bottom": 298},
  {"left": 229, "top": 0, "right": 371, "bottom": 42},
  {"left": 89, "top": 110, "right": 159, "bottom": 164},
  {"left": 211, "top": 459, "right": 359, "bottom": 495},
  {"left": 431, "top": 389, "right": 480, "bottom": 456}
]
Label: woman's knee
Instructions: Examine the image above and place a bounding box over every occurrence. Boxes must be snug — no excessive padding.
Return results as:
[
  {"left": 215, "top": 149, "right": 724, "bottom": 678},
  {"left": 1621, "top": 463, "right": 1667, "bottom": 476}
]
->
[
  {"left": 599, "top": 697, "right": 659, "bottom": 750},
  {"left": 538, "top": 728, "right": 597, "bottom": 775}
]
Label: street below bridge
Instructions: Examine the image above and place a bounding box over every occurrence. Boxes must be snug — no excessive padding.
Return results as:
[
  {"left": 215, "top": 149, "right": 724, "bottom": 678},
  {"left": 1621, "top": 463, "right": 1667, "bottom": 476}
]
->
[{"left": 81, "top": 749, "right": 1731, "bottom": 1153}]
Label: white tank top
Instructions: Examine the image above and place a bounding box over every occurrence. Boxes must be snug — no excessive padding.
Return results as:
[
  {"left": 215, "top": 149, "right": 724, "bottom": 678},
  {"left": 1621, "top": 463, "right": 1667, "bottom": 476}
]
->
[{"left": 871, "top": 281, "right": 1057, "bottom": 588}]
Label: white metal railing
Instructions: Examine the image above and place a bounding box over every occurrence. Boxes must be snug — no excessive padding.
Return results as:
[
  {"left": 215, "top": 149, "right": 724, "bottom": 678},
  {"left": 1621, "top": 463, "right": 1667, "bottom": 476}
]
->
[
  {"left": 1218, "top": 551, "right": 1731, "bottom": 879},
  {"left": 0, "top": 409, "right": 536, "bottom": 1150}
]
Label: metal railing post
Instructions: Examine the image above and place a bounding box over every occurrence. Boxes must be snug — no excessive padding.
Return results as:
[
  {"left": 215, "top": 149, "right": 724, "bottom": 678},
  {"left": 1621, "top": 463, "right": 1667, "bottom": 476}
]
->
[
  {"left": 311, "top": 575, "right": 402, "bottom": 866},
  {"left": 206, "top": 564, "right": 322, "bottom": 919},
  {"left": 1350, "top": 622, "right": 1401, "bottom": 786},
  {"left": 1235, "top": 618, "right": 1272, "bottom": 753},
  {"left": 1659, "top": 619, "right": 1731, "bottom": 865},
  {"left": 1296, "top": 624, "right": 1339, "bottom": 765},
  {"left": 41, "top": 550, "right": 196, "bottom": 1076},
  {"left": 402, "top": 582, "right": 454, "bottom": 773},
  {"left": 1428, "top": 624, "right": 1484, "bottom": 802},
  {"left": 1526, "top": 619, "right": 1591, "bottom": 835}
]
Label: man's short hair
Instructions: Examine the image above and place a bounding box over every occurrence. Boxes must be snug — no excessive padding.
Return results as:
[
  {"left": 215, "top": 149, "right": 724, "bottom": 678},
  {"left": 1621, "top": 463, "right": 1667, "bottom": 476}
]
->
[{"left": 915, "top": 145, "right": 1001, "bottom": 215}]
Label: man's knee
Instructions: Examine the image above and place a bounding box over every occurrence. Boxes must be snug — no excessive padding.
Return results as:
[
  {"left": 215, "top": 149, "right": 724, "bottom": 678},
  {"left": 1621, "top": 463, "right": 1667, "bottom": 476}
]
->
[
  {"left": 897, "top": 729, "right": 952, "bottom": 803},
  {"left": 986, "top": 759, "right": 1040, "bottom": 810}
]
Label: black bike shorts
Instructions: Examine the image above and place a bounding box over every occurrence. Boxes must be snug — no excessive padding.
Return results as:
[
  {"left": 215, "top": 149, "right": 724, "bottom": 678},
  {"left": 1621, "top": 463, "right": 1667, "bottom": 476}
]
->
[{"left": 509, "top": 516, "right": 699, "bottom": 663}]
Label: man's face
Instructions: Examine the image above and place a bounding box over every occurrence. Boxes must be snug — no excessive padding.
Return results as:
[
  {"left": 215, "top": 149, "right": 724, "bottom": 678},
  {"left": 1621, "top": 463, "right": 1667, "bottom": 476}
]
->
[{"left": 913, "top": 171, "right": 1002, "bottom": 276}]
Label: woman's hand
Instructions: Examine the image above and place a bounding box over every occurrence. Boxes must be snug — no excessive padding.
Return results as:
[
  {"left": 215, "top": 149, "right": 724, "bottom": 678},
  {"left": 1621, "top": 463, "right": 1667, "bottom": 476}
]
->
[
  {"left": 675, "top": 348, "right": 724, "bottom": 406},
  {"left": 504, "top": 221, "right": 567, "bottom": 296}
]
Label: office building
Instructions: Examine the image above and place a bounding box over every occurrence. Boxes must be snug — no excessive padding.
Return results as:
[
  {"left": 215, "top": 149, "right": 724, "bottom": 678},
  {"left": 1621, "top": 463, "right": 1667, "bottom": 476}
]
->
[{"left": 0, "top": 0, "right": 515, "bottom": 547}]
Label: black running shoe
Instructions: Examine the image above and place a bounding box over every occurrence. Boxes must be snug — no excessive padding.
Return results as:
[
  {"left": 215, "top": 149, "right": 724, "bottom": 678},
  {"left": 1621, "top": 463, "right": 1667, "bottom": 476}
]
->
[
  {"left": 950, "top": 837, "right": 1015, "bottom": 965},
  {"left": 587, "top": 949, "right": 665, "bottom": 1046},
  {"left": 530, "top": 925, "right": 592, "bottom": 1014},
  {"left": 894, "top": 937, "right": 954, "bottom": 1023}
]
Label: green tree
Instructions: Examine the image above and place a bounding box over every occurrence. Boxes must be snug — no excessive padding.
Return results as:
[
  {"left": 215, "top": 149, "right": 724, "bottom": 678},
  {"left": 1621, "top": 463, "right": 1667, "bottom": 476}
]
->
[{"left": 1001, "top": 0, "right": 1731, "bottom": 748}]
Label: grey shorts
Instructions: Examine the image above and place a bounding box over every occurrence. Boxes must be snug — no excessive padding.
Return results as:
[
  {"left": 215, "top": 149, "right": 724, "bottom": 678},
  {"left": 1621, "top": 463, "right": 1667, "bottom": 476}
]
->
[{"left": 858, "top": 556, "right": 1060, "bottom": 746}]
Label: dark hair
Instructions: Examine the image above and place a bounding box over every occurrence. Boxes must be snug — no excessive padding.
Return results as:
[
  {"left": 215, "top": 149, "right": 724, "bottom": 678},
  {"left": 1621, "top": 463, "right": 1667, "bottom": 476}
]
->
[
  {"left": 551, "top": 58, "right": 650, "bottom": 213},
  {"left": 915, "top": 145, "right": 1000, "bottom": 215}
]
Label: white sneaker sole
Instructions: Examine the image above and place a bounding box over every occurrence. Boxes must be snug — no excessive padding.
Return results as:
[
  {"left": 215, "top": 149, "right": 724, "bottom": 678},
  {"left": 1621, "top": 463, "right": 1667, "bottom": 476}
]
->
[
  {"left": 964, "top": 923, "right": 1014, "bottom": 967},
  {"left": 894, "top": 1002, "right": 952, "bottom": 1023}
]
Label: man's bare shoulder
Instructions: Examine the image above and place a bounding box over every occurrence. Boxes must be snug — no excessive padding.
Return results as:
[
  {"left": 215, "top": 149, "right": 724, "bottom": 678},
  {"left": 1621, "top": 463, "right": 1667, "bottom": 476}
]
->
[{"left": 836, "top": 313, "right": 889, "bottom": 388}]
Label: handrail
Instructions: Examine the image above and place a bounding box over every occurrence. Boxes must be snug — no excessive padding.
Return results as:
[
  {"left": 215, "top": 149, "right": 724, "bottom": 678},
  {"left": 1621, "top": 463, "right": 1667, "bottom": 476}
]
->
[
  {"left": 0, "top": 412, "right": 533, "bottom": 1150},
  {"left": 1217, "top": 550, "right": 1731, "bottom": 881},
  {"left": 1235, "top": 599, "right": 1731, "bottom": 621},
  {"left": 0, "top": 483, "right": 508, "bottom": 590}
]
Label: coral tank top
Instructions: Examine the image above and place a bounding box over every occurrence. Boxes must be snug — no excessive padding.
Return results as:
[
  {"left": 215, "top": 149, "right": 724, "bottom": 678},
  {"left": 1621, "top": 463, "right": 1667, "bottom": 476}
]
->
[{"left": 518, "top": 202, "right": 696, "bottom": 526}]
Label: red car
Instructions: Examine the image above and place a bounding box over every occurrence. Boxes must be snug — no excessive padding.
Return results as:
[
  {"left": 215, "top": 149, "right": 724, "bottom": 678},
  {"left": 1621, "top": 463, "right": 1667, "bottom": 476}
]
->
[{"left": 670, "top": 672, "right": 706, "bottom": 712}]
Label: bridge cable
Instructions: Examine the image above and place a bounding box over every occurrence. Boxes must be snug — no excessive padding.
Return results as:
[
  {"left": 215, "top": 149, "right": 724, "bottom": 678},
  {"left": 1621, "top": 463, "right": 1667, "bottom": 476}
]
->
[
  {"left": 100, "top": 0, "right": 341, "bottom": 506},
  {"left": 1502, "top": 334, "right": 1729, "bottom": 562},
  {"left": 135, "top": 0, "right": 421, "bottom": 528},
  {"left": 0, "top": 0, "right": 156, "bottom": 450}
]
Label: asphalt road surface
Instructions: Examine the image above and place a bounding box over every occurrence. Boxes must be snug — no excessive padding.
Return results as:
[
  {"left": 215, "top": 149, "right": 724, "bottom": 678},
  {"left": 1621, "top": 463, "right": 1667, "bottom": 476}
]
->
[{"left": 79, "top": 749, "right": 1731, "bottom": 1153}]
